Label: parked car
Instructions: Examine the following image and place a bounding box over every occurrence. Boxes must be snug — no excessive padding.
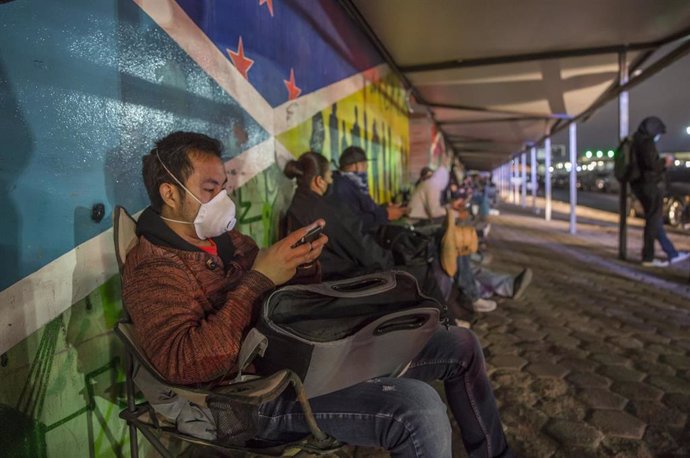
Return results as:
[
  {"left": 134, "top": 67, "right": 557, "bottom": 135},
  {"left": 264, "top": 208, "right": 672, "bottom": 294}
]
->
[
  {"left": 578, "top": 170, "right": 618, "bottom": 193},
  {"left": 594, "top": 171, "right": 619, "bottom": 193},
  {"left": 578, "top": 170, "right": 598, "bottom": 191},
  {"left": 627, "top": 167, "right": 690, "bottom": 229}
]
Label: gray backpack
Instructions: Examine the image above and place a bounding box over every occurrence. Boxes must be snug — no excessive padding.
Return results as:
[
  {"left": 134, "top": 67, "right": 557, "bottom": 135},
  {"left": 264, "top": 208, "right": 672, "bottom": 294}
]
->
[{"left": 254, "top": 271, "right": 443, "bottom": 398}]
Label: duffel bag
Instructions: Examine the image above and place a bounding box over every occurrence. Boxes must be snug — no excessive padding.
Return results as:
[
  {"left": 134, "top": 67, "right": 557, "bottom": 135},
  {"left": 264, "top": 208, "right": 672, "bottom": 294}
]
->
[{"left": 254, "top": 271, "right": 443, "bottom": 398}]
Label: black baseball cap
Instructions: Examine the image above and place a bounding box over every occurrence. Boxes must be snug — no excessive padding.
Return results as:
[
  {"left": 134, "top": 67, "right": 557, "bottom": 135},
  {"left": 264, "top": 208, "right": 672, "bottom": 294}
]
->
[{"left": 339, "top": 146, "right": 376, "bottom": 168}]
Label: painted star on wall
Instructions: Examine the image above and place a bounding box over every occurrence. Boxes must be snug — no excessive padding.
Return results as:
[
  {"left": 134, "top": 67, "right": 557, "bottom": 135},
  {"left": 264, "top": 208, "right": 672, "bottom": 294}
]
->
[
  {"left": 227, "top": 36, "right": 254, "bottom": 79},
  {"left": 259, "top": 0, "right": 274, "bottom": 17},
  {"left": 284, "top": 68, "right": 301, "bottom": 100}
]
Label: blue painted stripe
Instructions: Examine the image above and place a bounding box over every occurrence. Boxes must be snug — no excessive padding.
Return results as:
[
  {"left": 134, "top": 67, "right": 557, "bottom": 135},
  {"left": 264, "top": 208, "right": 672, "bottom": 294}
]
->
[{"left": 0, "top": 0, "right": 269, "bottom": 291}]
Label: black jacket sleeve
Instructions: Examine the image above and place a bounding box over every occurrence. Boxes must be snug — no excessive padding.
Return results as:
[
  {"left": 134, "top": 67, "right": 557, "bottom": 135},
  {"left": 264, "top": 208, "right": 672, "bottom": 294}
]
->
[
  {"left": 336, "top": 208, "right": 394, "bottom": 270},
  {"left": 331, "top": 174, "right": 388, "bottom": 232}
]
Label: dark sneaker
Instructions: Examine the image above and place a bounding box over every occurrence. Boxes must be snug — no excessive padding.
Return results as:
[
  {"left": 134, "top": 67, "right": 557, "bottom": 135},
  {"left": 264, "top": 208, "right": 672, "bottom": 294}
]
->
[{"left": 512, "top": 268, "right": 533, "bottom": 300}]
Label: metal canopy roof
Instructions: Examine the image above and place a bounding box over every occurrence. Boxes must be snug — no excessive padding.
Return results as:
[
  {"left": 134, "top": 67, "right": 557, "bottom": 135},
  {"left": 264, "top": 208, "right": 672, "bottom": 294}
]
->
[{"left": 343, "top": 0, "right": 690, "bottom": 170}]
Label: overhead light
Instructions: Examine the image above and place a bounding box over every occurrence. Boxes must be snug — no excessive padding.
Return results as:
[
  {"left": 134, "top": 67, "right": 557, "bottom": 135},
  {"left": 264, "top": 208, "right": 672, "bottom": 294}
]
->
[
  {"left": 585, "top": 151, "right": 592, "bottom": 158},
  {"left": 596, "top": 150, "right": 603, "bottom": 158},
  {"left": 686, "top": 126, "right": 690, "bottom": 135},
  {"left": 607, "top": 150, "right": 614, "bottom": 158}
]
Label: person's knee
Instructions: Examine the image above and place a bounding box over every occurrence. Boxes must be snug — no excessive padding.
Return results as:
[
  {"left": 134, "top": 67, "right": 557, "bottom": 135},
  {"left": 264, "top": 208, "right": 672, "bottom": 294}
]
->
[
  {"left": 450, "top": 326, "right": 483, "bottom": 356},
  {"left": 380, "top": 380, "right": 452, "bottom": 457},
  {"left": 447, "top": 327, "right": 486, "bottom": 376}
]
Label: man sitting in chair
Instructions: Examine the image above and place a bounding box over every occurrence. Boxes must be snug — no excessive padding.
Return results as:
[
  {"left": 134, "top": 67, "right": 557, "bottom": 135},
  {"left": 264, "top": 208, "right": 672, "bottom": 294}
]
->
[{"left": 122, "top": 131, "right": 513, "bottom": 458}]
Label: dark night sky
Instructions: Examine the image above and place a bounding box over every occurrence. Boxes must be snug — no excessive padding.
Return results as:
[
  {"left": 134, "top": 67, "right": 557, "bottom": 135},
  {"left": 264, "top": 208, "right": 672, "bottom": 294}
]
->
[{"left": 552, "top": 53, "right": 690, "bottom": 154}]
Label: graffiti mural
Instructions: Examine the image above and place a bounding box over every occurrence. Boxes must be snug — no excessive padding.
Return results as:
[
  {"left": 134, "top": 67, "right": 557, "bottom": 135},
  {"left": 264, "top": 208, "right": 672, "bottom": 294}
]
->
[
  {"left": 0, "top": 0, "right": 410, "bottom": 455},
  {"left": 278, "top": 72, "right": 409, "bottom": 204},
  {"left": 0, "top": 278, "right": 136, "bottom": 457}
]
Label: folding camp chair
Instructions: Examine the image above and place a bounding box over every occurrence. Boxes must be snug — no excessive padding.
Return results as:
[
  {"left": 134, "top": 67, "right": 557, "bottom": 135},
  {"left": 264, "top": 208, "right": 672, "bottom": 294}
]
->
[{"left": 112, "top": 206, "right": 341, "bottom": 457}]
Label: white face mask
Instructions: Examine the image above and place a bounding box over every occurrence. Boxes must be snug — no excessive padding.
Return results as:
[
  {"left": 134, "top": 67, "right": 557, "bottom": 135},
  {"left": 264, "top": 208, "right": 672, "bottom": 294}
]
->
[
  {"left": 156, "top": 151, "right": 237, "bottom": 239},
  {"left": 654, "top": 134, "right": 661, "bottom": 143}
]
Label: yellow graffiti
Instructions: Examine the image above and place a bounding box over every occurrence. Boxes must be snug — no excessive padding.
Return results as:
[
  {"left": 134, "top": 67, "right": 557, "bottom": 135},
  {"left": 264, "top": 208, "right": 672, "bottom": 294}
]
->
[{"left": 277, "top": 73, "right": 409, "bottom": 204}]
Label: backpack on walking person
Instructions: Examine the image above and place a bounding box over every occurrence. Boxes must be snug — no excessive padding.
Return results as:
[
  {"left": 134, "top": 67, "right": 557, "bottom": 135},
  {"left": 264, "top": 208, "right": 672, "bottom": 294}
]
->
[{"left": 613, "top": 136, "right": 640, "bottom": 183}]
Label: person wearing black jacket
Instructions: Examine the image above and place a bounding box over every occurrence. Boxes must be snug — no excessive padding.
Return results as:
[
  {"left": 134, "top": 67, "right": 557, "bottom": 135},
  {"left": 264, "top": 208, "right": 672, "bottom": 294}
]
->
[
  {"left": 630, "top": 116, "right": 689, "bottom": 267},
  {"left": 329, "top": 146, "right": 405, "bottom": 234},
  {"left": 284, "top": 151, "right": 394, "bottom": 280}
]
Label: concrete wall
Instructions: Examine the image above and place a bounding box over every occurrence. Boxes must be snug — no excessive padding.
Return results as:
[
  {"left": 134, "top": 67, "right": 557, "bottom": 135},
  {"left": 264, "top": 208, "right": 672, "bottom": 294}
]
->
[{"left": 0, "top": 0, "right": 410, "bottom": 455}]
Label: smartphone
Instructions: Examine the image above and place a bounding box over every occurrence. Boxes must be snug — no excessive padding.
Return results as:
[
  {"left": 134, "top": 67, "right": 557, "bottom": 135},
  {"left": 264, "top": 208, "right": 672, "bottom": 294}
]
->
[{"left": 292, "top": 225, "right": 324, "bottom": 248}]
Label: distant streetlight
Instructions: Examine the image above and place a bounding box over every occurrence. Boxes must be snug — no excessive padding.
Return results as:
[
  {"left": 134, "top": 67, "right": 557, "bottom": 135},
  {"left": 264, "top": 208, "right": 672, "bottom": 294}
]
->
[
  {"left": 607, "top": 150, "right": 614, "bottom": 158},
  {"left": 585, "top": 151, "right": 592, "bottom": 158},
  {"left": 596, "top": 150, "right": 603, "bottom": 158}
]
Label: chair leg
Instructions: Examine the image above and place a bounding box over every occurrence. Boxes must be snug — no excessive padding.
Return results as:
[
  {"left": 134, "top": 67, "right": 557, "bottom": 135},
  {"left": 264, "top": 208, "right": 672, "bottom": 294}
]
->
[
  {"left": 128, "top": 423, "right": 139, "bottom": 458},
  {"left": 124, "top": 352, "right": 139, "bottom": 457},
  {"left": 137, "top": 425, "right": 174, "bottom": 458}
]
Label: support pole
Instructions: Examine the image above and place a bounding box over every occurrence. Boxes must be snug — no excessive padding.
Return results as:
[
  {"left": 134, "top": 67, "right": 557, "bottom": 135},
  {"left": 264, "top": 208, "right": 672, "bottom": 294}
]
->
[
  {"left": 521, "top": 152, "right": 527, "bottom": 207},
  {"left": 502, "top": 164, "right": 507, "bottom": 201},
  {"left": 618, "top": 51, "right": 630, "bottom": 260},
  {"left": 545, "top": 137, "right": 552, "bottom": 221},
  {"left": 512, "top": 157, "right": 520, "bottom": 205},
  {"left": 506, "top": 162, "right": 513, "bottom": 204},
  {"left": 504, "top": 163, "right": 509, "bottom": 201},
  {"left": 530, "top": 146, "right": 537, "bottom": 209},
  {"left": 569, "top": 122, "right": 578, "bottom": 234}
]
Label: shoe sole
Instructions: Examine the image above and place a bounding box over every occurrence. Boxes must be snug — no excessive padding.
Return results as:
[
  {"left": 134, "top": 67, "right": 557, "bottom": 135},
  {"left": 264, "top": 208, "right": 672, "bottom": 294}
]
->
[{"left": 472, "top": 303, "right": 497, "bottom": 313}]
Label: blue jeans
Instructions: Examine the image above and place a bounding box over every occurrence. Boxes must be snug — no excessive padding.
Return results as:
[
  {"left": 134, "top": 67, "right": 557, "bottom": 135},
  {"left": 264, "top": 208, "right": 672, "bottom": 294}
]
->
[
  {"left": 456, "top": 256, "right": 515, "bottom": 304},
  {"left": 456, "top": 255, "right": 480, "bottom": 303},
  {"left": 632, "top": 182, "right": 678, "bottom": 261},
  {"left": 256, "top": 327, "right": 512, "bottom": 457}
]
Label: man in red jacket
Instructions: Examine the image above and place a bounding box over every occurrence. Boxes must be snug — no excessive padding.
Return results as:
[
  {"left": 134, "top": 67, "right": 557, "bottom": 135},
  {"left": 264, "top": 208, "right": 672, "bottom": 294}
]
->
[{"left": 123, "top": 131, "right": 513, "bottom": 457}]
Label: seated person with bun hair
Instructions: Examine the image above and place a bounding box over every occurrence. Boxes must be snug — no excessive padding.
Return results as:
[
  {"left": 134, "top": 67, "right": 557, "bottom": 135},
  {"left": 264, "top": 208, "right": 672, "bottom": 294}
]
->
[{"left": 284, "top": 151, "right": 394, "bottom": 280}]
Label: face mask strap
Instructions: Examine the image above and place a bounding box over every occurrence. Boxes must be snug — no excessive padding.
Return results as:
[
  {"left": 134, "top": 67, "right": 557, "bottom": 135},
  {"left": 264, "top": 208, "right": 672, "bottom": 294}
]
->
[
  {"left": 155, "top": 149, "right": 203, "bottom": 205},
  {"left": 160, "top": 215, "right": 194, "bottom": 225}
]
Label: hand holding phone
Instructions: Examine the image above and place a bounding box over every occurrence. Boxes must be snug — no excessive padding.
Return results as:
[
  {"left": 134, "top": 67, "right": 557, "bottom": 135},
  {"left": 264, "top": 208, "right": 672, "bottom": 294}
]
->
[
  {"left": 291, "top": 224, "right": 324, "bottom": 248},
  {"left": 252, "top": 221, "right": 327, "bottom": 285}
]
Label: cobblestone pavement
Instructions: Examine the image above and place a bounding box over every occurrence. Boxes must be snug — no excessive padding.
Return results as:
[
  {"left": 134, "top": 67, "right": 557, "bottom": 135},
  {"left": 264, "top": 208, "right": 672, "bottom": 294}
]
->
[{"left": 470, "top": 203, "right": 690, "bottom": 457}]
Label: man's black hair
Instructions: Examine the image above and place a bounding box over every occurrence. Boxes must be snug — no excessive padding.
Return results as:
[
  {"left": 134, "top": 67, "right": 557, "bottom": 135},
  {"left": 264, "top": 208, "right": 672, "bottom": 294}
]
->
[{"left": 142, "top": 131, "right": 224, "bottom": 212}]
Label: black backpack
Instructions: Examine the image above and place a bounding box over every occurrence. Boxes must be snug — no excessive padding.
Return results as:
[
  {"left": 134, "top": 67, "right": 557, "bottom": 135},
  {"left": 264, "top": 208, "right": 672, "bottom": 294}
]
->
[
  {"left": 374, "top": 224, "right": 452, "bottom": 304},
  {"left": 613, "top": 136, "right": 640, "bottom": 182},
  {"left": 375, "top": 224, "right": 435, "bottom": 266}
]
